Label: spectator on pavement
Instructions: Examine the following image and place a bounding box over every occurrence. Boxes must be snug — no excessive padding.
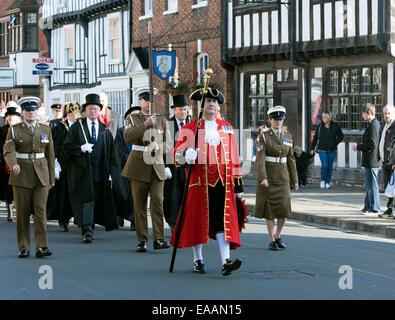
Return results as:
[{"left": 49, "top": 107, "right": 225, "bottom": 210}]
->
[
  {"left": 294, "top": 145, "right": 314, "bottom": 186},
  {"left": 310, "top": 111, "right": 344, "bottom": 189},
  {"left": 352, "top": 103, "right": 381, "bottom": 216},
  {"left": 378, "top": 104, "right": 395, "bottom": 218}
]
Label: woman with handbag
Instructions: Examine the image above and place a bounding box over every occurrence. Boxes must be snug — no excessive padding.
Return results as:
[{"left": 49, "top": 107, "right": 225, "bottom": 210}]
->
[{"left": 310, "top": 111, "right": 344, "bottom": 189}]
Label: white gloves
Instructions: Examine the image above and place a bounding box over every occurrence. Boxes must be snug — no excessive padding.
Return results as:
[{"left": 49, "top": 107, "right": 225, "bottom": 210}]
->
[
  {"left": 165, "top": 167, "right": 172, "bottom": 179},
  {"left": 81, "top": 143, "right": 94, "bottom": 153},
  {"left": 109, "top": 175, "right": 112, "bottom": 182},
  {"left": 54, "top": 158, "right": 61, "bottom": 180},
  {"left": 235, "top": 193, "right": 244, "bottom": 198},
  {"left": 185, "top": 148, "right": 198, "bottom": 164},
  {"left": 149, "top": 141, "right": 160, "bottom": 151}
]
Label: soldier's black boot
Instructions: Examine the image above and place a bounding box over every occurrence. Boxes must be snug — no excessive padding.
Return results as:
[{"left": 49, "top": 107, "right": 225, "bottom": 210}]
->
[{"left": 36, "top": 247, "right": 52, "bottom": 258}]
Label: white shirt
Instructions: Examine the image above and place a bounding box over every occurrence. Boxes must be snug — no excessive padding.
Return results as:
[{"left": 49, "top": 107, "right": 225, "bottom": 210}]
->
[
  {"left": 67, "top": 120, "right": 74, "bottom": 127},
  {"left": 175, "top": 117, "right": 186, "bottom": 131},
  {"left": 379, "top": 121, "right": 392, "bottom": 161},
  {"left": 86, "top": 118, "right": 99, "bottom": 139}
]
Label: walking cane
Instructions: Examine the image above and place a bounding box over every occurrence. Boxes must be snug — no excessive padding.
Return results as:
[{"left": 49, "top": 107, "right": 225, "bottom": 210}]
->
[{"left": 169, "top": 68, "right": 213, "bottom": 273}]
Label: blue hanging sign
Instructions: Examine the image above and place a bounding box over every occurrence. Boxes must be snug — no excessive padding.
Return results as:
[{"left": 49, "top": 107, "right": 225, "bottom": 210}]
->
[{"left": 152, "top": 50, "right": 176, "bottom": 80}]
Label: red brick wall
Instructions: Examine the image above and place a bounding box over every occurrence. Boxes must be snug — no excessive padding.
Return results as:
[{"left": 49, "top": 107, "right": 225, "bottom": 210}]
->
[{"left": 131, "top": 0, "right": 235, "bottom": 124}]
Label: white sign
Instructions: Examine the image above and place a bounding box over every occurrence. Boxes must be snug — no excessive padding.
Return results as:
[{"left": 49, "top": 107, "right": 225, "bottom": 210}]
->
[
  {"left": 0, "top": 68, "right": 14, "bottom": 88},
  {"left": 33, "top": 58, "right": 54, "bottom": 76}
]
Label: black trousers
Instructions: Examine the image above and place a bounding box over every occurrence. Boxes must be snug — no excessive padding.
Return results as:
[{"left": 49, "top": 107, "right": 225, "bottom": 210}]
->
[
  {"left": 208, "top": 181, "right": 225, "bottom": 234},
  {"left": 382, "top": 163, "right": 394, "bottom": 209}
]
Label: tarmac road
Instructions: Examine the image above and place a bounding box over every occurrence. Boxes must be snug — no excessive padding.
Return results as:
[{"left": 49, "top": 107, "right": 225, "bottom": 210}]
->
[{"left": 1, "top": 208, "right": 395, "bottom": 301}]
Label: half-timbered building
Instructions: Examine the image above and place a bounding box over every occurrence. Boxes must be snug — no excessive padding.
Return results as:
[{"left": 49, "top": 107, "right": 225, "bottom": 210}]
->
[
  {"left": 41, "top": 0, "right": 131, "bottom": 115},
  {"left": 0, "top": 0, "right": 47, "bottom": 104},
  {"left": 225, "top": 0, "right": 395, "bottom": 184}
]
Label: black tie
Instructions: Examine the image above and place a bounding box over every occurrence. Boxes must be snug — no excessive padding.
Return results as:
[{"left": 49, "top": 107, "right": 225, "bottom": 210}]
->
[
  {"left": 91, "top": 122, "right": 96, "bottom": 143},
  {"left": 180, "top": 122, "right": 184, "bottom": 128}
]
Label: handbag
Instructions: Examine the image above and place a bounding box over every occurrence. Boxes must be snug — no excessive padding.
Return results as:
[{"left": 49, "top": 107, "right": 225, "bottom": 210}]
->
[
  {"left": 384, "top": 172, "right": 395, "bottom": 198},
  {"left": 313, "top": 124, "right": 321, "bottom": 154}
]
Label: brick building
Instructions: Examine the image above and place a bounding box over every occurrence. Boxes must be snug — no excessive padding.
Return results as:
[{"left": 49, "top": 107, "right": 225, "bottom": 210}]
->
[
  {"left": 129, "top": 0, "right": 235, "bottom": 122},
  {"left": 0, "top": 0, "right": 48, "bottom": 104}
]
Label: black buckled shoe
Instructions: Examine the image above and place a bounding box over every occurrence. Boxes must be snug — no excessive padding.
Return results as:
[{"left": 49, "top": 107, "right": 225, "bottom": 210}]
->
[
  {"left": 153, "top": 239, "right": 170, "bottom": 250},
  {"left": 275, "top": 237, "right": 287, "bottom": 249},
  {"left": 269, "top": 241, "right": 279, "bottom": 251},
  {"left": 222, "top": 258, "right": 242, "bottom": 276},
  {"left": 59, "top": 224, "right": 69, "bottom": 232},
  {"left": 193, "top": 260, "right": 207, "bottom": 274},
  {"left": 18, "top": 250, "right": 30, "bottom": 258},
  {"left": 36, "top": 247, "right": 52, "bottom": 258},
  {"left": 137, "top": 241, "right": 147, "bottom": 252}
]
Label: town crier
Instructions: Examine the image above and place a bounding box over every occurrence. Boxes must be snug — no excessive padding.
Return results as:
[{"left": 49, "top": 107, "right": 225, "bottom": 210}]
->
[{"left": 170, "top": 87, "right": 244, "bottom": 276}]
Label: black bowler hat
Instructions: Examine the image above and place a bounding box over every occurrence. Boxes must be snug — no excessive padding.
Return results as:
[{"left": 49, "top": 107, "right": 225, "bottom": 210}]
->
[
  {"left": 82, "top": 94, "right": 103, "bottom": 111},
  {"left": 171, "top": 94, "right": 188, "bottom": 109},
  {"left": 17, "top": 96, "right": 40, "bottom": 111},
  {"left": 124, "top": 106, "right": 141, "bottom": 119},
  {"left": 51, "top": 103, "right": 62, "bottom": 111},
  {"left": 190, "top": 87, "right": 225, "bottom": 104},
  {"left": 5, "top": 106, "right": 21, "bottom": 117}
]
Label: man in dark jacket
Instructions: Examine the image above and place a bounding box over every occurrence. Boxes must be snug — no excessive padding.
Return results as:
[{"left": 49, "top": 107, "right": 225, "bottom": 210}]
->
[
  {"left": 163, "top": 94, "right": 190, "bottom": 231},
  {"left": 352, "top": 103, "right": 381, "bottom": 215},
  {"left": 64, "top": 94, "right": 127, "bottom": 243},
  {"left": 114, "top": 106, "right": 141, "bottom": 231},
  {"left": 378, "top": 104, "right": 395, "bottom": 218}
]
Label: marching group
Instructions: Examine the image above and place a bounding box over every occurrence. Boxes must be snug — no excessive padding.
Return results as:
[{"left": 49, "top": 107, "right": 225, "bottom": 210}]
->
[
  {"left": 0, "top": 87, "right": 252, "bottom": 276},
  {"left": 2, "top": 86, "right": 395, "bottom": 275}
]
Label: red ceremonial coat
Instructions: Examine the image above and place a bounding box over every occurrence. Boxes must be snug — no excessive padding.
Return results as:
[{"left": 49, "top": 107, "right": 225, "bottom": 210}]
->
[{"left": 170, "top": 118, "right": 242, "bottom": 250}]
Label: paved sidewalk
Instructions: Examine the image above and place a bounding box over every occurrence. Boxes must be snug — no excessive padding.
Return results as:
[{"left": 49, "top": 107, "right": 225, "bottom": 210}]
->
[{"left": 243, "top": 179, "right": 395, "bottom": 239}]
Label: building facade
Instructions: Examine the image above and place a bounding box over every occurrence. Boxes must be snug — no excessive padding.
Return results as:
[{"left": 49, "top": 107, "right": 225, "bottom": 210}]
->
[
  {"left": 129, "top": 0, "right": 234, "bottom": 120},
  {"left": 41, "top": 0, "right": 131, "bottom": 115},
  {"left": 225, "top": 0, "right": 395, "bottom": 185},
  {"left": 0, "top": 0, "right": 47, "bottom": 104}
]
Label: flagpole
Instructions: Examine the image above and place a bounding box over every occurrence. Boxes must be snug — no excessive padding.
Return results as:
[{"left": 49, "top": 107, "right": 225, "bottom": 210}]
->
[{"left": 148, "top": 21, "right": 156, "bottom": 157}]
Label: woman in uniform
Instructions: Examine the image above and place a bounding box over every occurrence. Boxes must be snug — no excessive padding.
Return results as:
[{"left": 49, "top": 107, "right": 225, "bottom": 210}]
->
[{"left": 255, "top": 106, "right": 299, "bottom": 250}]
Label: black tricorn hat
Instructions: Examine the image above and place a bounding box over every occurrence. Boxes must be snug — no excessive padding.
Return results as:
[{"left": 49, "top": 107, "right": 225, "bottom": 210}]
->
[
  {"left": 63, "top": 102, "right": 79, "bottom": 118},
  {"left": 171, "top": 94, "right": 188, "bottom": 109},
  {"left": 190, "top": 87, "right": 224, "bottom": 104},
  {"left": 124, "top": 106, "right": 141, "bottom": 119},
  {"left": 5, "top": 106, "right": 21, "bottom": 117},
  {"left": 51, "top": 103, "right": 62, "bottom": 110},
  {"left": 82, "top": 94, "right": 103, "bottom": 111}
]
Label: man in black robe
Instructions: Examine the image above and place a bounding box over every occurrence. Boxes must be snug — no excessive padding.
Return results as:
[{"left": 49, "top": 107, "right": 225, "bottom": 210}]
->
[
  {"left": 64, "top": 94, "right": 127, "bottom": 243},
  {"left": 163, "top": 94, "right": 190, "bottom": 231},
  {"left": 47, "top": 102, "right": 76, "bottom": 231}
]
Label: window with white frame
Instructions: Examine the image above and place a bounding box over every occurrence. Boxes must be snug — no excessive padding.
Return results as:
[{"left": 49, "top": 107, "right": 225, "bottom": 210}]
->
[
  {"left": 106, "top": 90, "right": 128, "bottom": 118},
  {"left": 64, "top": 26, "right": 74, "bottom": 67},
  {"left": 145, "top": 0, "right": 153, "bottom": 15},
  {"left": 109, "top": 15, "right": 120, "bottom": 62},
  {"left": 168, "top": 0, "right": 178, "bottom": 11},
  {"left": 64, "top": 92, "right": 80, "bottom": 104},
  {"left": 57, "top": 0, "right": 66, "bottom": 10},
  {"left": 197, "top": 53, "right": 209, "bottom": 78}
]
